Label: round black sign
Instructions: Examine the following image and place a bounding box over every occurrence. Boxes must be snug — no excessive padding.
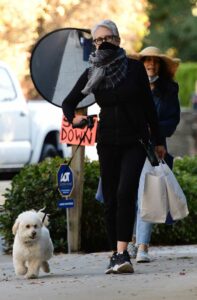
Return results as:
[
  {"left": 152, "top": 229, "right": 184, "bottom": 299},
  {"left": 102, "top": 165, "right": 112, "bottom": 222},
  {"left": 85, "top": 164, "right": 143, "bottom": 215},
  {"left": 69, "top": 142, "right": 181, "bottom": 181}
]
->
[{"left": 30, "top": 28, "right": 95, "bottom": 109}]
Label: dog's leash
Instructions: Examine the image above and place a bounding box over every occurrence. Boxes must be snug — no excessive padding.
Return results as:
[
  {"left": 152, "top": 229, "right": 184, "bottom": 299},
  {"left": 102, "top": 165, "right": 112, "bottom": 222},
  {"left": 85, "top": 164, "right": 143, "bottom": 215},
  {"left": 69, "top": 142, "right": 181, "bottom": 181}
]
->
[
  {"left": 42, "top": 212, "right": 48, "bottom": 224},
  {"left": 42, "top": 116, "right": 96, "bottom": 223}
]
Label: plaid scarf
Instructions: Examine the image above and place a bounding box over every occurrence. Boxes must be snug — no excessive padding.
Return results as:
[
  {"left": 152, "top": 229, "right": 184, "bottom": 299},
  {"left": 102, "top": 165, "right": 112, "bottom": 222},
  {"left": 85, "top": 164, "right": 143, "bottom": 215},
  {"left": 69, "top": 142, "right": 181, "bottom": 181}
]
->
[{"left": 81, "top": 47, "right": 128, "bottom": 95}]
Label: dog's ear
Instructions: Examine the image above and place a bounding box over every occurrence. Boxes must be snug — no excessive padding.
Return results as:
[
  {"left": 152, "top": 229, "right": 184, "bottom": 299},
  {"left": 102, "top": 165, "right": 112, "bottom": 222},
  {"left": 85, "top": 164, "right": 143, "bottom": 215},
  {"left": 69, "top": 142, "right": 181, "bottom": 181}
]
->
[{"left": 12, "top": 219, "right": 20, "bottom": 235}]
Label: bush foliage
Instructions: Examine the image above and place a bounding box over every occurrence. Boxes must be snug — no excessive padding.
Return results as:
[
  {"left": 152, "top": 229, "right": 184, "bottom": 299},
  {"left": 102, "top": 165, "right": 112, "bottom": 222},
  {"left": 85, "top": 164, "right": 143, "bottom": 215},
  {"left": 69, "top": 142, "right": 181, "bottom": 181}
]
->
[
  {"left": 175, "top": 62, "right": 197, "bottom": 107},
  {"left": 0, "top": 155, "right": 196, "bottom": 253}
]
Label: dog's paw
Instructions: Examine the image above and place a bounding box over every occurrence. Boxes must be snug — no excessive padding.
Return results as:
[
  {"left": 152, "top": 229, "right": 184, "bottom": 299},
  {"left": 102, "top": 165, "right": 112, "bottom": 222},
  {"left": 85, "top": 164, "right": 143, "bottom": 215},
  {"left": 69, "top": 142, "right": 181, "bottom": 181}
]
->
[
  {"left": 25, "top": 273, "right": 38, "bottom": 279},
  {"left": 42, "top": 261, "right": 50, "bottom": 273},
  {"left": 15, "top": 266, "right": 28, "bottom": 276}
]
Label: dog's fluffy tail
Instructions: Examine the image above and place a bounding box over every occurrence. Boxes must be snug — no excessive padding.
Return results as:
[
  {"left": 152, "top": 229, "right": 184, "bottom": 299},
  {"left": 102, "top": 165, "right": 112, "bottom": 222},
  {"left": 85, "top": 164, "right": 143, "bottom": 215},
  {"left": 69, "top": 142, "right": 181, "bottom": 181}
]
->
[{"left": 37, "top": 208, "right": 50, "bottom": 226}]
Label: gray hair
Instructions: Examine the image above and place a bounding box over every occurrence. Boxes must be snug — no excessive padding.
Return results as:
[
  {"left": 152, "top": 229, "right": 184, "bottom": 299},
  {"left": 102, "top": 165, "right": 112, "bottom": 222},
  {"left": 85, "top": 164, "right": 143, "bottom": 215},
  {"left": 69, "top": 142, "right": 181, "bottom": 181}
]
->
[{"left": 91, "top": 19, "right": 119, "bottom": 39}]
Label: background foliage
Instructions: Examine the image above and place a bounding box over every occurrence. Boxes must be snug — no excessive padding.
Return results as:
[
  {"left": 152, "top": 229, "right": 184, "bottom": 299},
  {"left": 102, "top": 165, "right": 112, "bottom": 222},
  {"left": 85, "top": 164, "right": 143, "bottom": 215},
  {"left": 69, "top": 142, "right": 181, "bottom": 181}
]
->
[
  {"left": 0, "top": 0, "right": 196, "bottom": 103},
  {"left": 143, "top": 0, "right": 197, "bottom": 61},
  {"left": 0, "top": 0, "right": 149, "bottom": 98},
  {"left": 175, "top": 62, "right": 197, "bottom": 107},
  {"left": 0, "top": 155, "right": 196, "bottom": 253}
]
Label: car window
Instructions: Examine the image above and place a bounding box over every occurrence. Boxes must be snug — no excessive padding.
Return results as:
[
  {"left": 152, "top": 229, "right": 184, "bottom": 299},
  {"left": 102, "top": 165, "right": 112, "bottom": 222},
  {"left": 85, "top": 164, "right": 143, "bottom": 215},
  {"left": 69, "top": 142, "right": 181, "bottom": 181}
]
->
[{"left": 0, "top": 66, "right": 17, "bottom": 101}]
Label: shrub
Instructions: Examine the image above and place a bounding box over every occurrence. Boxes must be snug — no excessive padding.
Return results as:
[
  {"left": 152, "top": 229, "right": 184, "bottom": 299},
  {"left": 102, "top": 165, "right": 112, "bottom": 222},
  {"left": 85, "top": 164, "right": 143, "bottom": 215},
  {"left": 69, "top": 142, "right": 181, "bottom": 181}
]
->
[{"left": 175, "top": 62, "right": 197, "bottom": 107}]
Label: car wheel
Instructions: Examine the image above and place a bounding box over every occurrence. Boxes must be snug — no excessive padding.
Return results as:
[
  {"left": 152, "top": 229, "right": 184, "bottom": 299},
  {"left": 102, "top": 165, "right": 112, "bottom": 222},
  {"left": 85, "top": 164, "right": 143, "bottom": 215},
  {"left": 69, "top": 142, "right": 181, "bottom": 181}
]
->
[{"left": 40, "top": 143, "right": 58, "bottom": 161}]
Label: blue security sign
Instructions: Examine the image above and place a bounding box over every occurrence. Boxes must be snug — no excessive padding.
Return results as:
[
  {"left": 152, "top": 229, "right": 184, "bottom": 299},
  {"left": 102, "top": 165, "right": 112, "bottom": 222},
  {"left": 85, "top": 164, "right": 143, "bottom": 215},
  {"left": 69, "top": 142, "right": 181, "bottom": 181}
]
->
[
  {"left": 57, "top": 164, "right": 74, "bottom": 196},
  {"left": 58, "top": 199, "right": 74, "bottom": 208}
]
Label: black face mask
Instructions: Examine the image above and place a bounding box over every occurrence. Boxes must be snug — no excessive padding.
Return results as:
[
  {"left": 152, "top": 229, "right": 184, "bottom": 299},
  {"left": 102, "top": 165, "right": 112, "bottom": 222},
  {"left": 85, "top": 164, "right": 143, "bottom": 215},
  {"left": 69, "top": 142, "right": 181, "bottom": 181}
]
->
[{"left": 98, "top": 42, "right": 119, "bottom": 51}]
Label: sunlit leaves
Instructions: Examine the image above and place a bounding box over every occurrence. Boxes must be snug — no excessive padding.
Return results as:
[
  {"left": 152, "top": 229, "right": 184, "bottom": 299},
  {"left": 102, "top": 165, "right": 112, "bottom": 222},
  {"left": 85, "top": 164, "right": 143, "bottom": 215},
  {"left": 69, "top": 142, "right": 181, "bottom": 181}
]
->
[{"left": 0, "top": 0, "right": 149, "bottom": 98}]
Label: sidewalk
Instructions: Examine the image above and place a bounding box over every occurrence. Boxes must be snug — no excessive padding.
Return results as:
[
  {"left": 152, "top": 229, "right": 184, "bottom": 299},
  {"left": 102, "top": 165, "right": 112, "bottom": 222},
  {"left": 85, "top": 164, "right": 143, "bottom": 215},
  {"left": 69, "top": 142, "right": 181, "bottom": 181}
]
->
[{"left": 0, "top": 245, "right": 197, "bottom": 300}]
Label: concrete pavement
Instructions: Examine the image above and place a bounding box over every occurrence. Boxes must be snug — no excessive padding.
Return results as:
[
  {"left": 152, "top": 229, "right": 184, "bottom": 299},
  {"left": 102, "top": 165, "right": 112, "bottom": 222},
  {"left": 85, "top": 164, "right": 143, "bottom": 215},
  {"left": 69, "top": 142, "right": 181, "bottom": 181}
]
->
[{"left": 0, "top": 245, "right": 197, "bottom": 300}]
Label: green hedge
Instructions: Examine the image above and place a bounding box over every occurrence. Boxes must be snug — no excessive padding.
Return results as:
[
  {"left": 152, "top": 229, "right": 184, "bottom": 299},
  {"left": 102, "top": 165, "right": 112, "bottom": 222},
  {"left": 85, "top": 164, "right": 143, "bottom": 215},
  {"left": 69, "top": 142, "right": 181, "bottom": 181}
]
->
[
  {"left": 175, "top": 62, "right": 197, "bottom": 107},
  {"left": 0, "top": 156, "right": 197, "bottom": 253}
]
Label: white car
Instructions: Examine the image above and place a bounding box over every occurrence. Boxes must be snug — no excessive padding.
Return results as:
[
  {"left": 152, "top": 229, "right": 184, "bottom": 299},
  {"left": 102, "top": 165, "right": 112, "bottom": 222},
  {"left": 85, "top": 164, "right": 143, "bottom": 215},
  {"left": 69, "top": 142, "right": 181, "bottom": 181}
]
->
[{"left": 0, "top": 61, "right": 71, "bottom": 173}]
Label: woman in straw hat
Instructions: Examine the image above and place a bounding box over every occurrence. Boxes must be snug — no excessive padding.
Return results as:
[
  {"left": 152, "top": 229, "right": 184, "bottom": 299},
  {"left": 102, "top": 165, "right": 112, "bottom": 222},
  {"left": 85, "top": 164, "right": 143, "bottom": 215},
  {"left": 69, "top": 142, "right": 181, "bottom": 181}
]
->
[
  {"left": 62, "top": 21, "right": 166, "bottom": 274},
  {"left": 128, "top": 46, "right": 181, "bottom": 262}
]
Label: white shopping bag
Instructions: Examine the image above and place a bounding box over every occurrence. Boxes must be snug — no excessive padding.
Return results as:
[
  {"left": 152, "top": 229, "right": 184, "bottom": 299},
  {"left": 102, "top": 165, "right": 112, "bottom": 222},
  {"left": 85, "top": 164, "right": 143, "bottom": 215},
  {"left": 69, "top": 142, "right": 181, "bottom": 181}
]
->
[
  {"left": 138, "top": 159, "right": 168, "bottom": 223},
  {"left": 138, "top": 159, "right": 189, "bottom": 223},
  {"left": 161, "top": 163, "right": 189, "bottom": 220}
]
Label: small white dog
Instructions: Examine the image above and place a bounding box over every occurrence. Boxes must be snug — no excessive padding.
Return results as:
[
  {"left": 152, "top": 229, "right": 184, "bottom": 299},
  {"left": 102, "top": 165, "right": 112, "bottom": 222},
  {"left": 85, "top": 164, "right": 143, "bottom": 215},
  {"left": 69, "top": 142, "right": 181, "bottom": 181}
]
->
[{"left": 12, "top": 209, "right": 54, "bottom": 279}]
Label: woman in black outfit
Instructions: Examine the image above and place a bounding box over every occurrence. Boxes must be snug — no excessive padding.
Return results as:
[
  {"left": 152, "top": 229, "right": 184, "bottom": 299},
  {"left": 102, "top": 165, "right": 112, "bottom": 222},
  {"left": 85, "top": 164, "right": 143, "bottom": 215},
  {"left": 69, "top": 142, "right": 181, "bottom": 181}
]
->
[{"left": 62, "top": 20, "right": 166, "bottom": 274}]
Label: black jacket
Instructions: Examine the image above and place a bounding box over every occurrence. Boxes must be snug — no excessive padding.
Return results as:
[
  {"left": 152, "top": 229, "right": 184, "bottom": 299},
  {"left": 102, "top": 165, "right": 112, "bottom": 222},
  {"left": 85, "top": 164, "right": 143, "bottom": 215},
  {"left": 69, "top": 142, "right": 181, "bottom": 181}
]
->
[{"left": 62, "top": 58, "right": 163, "bottom": 146}]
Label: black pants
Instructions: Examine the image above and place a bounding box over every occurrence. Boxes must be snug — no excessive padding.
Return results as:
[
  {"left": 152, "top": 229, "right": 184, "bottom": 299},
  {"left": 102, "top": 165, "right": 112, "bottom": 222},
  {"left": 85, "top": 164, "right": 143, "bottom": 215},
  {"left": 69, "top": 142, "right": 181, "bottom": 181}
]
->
[{"left": 97, "top": 143, "right": 146, "bottom": 250}]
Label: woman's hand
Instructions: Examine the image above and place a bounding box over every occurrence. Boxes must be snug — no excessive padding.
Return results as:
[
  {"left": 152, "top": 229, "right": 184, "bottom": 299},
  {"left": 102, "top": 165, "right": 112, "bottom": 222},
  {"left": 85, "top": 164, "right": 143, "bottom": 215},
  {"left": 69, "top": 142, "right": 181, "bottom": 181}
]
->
[
  {"left": 72, "top": 115, "right": 88, "bottom": 128},
  {"left": 72, "top": 115, "right": 87, "bottom": 125},
  {"left": 155, "top": 145, "right": 166, "bottom": 160}
]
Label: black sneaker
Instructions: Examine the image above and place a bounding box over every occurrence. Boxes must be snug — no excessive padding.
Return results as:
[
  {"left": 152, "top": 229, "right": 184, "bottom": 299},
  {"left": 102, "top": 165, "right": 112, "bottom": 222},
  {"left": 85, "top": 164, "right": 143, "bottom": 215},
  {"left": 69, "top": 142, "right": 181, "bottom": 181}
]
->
[
  {"left": 105, "top": 252, "right": 117, "bottom": 274},
  {"left": 113, "top": 250, "right": 134, "bottom": 274}
]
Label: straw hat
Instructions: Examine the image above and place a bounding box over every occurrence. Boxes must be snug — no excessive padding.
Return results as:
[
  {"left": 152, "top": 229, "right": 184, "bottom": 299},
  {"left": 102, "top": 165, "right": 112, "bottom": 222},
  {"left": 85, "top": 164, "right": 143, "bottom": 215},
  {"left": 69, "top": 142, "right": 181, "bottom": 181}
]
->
[{"left": 131, "top": 46, "right": 181, "bottom": 77}]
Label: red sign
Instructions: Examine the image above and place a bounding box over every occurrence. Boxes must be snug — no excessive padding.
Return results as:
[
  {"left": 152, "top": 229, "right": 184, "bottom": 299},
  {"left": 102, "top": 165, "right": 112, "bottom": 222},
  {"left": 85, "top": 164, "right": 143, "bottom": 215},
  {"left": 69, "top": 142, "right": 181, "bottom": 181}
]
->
[{"left": 60, "top": 115, "right": 98, "bottom": 146}]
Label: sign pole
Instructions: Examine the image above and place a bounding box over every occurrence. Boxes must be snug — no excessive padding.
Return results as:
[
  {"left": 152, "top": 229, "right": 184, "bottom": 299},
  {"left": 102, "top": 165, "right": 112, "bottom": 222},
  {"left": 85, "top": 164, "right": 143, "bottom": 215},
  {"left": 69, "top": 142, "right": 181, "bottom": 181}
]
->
[{"left": 66, "top": 207, "right": 71, "bottom": 254}]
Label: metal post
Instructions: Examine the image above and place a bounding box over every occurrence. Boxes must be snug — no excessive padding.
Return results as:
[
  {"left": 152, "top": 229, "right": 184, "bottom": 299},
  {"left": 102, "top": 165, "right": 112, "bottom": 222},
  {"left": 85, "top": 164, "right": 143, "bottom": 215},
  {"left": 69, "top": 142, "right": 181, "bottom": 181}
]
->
[{"left": 66, "top": 207, "right": 71, "bottom": 254}]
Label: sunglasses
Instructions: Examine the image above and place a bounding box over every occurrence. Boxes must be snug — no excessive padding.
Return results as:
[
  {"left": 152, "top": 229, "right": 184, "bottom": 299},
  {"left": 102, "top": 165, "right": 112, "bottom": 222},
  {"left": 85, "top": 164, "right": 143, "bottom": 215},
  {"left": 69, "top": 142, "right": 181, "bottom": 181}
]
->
[{"left": 93, "top": 35, "right": 118, "bottom": 46}]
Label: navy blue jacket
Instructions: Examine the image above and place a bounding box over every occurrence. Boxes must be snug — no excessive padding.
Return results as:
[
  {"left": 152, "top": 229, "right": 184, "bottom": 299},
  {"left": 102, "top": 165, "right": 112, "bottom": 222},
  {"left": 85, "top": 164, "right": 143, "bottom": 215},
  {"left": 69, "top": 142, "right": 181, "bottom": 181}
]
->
[{"left": 152, "top": 78, "right": 180, "bottom": 148}]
